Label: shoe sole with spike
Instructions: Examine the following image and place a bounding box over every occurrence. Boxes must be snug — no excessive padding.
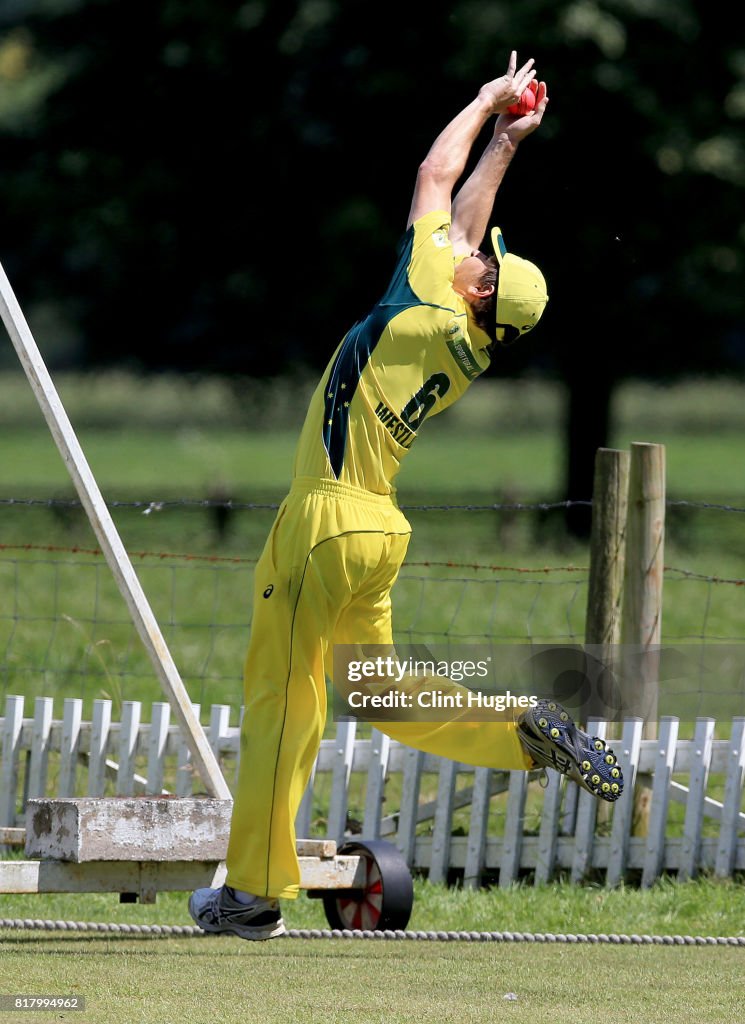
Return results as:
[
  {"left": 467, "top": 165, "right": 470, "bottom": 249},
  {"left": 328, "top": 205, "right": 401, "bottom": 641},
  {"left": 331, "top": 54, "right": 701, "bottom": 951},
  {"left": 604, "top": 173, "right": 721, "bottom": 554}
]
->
[{"left": 517, "top": 699, "right": 623, "bottom": 801}]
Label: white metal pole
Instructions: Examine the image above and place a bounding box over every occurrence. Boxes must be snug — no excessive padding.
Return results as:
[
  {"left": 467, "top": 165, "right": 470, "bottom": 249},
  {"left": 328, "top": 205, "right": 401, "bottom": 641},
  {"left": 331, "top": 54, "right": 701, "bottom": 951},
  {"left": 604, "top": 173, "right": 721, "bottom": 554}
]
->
[{"left": 0, "top": 261, "right": 231, "bottom": 801}]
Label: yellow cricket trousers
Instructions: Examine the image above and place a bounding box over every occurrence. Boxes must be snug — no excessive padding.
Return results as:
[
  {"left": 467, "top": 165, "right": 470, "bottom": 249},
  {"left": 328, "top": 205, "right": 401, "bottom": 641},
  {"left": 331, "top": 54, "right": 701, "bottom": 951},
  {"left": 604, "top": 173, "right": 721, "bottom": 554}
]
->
[{"left": 225, "top": 476, "right": 531, "bottom": 899}]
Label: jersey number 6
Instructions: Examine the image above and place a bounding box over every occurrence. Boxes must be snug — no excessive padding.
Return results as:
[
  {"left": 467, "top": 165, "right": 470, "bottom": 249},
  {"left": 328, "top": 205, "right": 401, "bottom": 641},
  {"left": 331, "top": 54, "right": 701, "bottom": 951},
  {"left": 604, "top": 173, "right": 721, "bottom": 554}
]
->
[{"left": 400, "top": 373, "right": 451, "bottom": 432}]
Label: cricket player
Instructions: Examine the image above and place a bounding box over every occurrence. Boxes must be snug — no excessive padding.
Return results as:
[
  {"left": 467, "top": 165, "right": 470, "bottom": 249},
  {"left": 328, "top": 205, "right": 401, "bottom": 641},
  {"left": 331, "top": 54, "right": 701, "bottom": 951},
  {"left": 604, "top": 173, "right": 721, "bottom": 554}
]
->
[{"left": 189, "top": 52, "right": 623, "bottom": 941}]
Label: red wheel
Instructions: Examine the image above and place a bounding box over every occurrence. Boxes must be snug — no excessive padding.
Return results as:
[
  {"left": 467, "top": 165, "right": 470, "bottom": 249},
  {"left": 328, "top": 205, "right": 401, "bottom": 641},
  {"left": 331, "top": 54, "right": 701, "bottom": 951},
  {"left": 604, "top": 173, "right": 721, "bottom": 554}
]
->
[{"left": 322, "top": 839, "right": 413, "bottom": 931}]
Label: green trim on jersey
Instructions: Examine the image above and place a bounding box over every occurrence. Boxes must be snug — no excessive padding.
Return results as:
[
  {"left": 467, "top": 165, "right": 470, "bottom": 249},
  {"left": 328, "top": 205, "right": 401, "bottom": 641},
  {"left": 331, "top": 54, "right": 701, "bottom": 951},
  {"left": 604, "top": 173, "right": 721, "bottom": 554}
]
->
[
  {"left": 293, "top": 211, "right": 492, "bottom": 494},
  {"left": 322, "top": 222, "right": 454, "bottom": 478}
]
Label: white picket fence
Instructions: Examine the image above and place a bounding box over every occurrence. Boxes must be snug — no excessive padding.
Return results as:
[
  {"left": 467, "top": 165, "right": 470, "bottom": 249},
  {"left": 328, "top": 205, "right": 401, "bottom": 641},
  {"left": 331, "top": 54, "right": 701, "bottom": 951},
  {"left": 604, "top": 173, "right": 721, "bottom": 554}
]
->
[{"left": 2, "top": 694, "right": 745, "bottom": 888}]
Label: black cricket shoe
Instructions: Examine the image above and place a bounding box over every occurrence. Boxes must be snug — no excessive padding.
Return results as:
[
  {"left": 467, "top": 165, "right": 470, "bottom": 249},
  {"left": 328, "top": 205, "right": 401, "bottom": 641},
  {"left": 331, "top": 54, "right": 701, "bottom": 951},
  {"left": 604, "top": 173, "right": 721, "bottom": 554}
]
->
[
  {"left": 517, "top": 699, "right": 623, "bottom": 802},
  {"left": 188, "top": 885, "right": 285, "bottom": 940}
]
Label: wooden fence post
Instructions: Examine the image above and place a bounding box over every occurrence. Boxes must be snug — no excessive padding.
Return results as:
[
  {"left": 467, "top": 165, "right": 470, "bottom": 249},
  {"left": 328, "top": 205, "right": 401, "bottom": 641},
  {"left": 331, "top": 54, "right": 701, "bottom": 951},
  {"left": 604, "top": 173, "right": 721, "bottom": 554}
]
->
[
  {"left": 621, "top": 442, "right": 666, "bottom": 834},
  {"left": 585, "top": 448, "right": 630, "bottom": 651},
  {"left": 584, "top": 448, "right": 629, "bottom": 833},
  {"left": 621, "top": 442, "right": 665, "bottom": 718}
]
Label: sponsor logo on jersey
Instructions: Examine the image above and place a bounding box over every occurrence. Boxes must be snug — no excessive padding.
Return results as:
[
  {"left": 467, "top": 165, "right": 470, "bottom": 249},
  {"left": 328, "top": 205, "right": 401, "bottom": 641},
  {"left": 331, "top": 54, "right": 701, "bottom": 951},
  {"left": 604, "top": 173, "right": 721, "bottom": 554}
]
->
[
  {"left": 444, "top": 319, "right": 482, "bottom": 381},
  {"left": 431, "top": 231, "right": 449, "bottom": 248},
  {"left": 374, "top": 401, "right": 415, "bottom": 448},
  {"left": 446, "top": 335, "right": 482, "bottom": 381}
]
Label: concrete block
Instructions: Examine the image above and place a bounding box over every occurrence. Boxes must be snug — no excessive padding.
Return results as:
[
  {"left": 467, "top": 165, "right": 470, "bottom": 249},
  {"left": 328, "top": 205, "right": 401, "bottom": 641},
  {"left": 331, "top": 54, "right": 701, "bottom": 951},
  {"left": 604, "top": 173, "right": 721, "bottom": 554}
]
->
[{"left": 25, "top": 797, "right": 233, "bottom": 862}]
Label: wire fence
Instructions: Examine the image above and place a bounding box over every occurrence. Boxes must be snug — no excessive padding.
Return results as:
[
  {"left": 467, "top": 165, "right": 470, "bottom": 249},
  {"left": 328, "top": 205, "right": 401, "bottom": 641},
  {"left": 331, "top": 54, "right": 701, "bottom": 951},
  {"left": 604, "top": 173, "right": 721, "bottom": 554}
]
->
[
  {"left": 1, "top": 493, "right": 745, "bottom": 718},
  {"left": 2, "top": 489, "right": 745, "bottom": 889},
  {"left": 0, "top": 543, "right": 591, "bottom": 714}
]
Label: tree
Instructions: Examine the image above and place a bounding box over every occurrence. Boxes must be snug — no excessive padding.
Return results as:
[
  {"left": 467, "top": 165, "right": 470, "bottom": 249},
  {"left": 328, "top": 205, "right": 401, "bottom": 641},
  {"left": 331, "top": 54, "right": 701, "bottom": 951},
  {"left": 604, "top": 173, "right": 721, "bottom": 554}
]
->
[{"left": 1, "top": 0, "right": 743, "bottom": 528}]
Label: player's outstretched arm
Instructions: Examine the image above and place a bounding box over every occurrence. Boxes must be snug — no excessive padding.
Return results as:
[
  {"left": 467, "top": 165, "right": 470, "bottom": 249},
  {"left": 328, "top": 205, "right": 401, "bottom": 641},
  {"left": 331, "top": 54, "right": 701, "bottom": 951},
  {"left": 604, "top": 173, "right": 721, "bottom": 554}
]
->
[
  {"left": 406, "top": 51, "right": 536, "bottom": 229},
  {"left": 450, "top": 79, "right": 549, "bottom": 257}
]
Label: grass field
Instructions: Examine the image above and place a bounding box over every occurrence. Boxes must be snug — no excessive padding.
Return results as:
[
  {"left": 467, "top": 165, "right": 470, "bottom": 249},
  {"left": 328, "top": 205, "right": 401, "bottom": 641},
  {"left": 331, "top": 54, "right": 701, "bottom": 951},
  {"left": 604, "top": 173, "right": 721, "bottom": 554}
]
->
[
  {"left": 1, "top": 935, "right": 744, "bottom": 1024},
  {"left": 2, "top": 373, "right": 745, "bottom": 1023},
  {"left": 2, "top": 879, "right": 745, "bottom": 1023},
  {"left": 3, "top": 873, "right": 744, "bottom": 935}
]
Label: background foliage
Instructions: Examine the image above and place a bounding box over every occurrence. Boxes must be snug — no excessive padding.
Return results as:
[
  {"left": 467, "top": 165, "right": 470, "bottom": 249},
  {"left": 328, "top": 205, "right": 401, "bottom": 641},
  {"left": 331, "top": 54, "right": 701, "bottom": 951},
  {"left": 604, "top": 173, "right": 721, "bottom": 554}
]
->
[{"left": 1, "top": 1, "right": 744, "bottom": 522}]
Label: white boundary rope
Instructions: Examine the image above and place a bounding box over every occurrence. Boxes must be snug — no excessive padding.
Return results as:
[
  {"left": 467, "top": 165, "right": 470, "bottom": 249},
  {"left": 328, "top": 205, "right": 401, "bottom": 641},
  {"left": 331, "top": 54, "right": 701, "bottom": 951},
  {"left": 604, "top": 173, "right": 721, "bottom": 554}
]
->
[{"left": 1, "top": 919, "right": 744, "bottom": 945}]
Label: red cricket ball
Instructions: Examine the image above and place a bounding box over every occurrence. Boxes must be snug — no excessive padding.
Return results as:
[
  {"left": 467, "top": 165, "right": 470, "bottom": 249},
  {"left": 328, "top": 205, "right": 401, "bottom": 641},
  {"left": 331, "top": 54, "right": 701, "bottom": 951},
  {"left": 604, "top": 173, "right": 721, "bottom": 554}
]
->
[{"left": 507, "top": 81, "right": 538, "bottom": 116}]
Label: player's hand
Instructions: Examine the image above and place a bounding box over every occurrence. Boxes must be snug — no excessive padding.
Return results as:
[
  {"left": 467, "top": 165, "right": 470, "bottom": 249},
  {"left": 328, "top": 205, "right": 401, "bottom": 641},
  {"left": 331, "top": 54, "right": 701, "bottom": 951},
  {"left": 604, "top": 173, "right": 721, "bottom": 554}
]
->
[
  {"left": 495, "top": 80, "right": 549, "bottom": 139},
  {"left": 478, "top": 51, "right": 536, "bottom": 115}
]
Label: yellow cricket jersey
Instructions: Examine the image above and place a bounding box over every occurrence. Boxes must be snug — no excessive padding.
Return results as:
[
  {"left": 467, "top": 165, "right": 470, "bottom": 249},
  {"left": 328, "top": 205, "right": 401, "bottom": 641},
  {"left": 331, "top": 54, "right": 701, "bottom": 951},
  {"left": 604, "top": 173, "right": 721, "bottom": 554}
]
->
[{"left": 292, "top": 211, "right": 493, "bottom": 495}]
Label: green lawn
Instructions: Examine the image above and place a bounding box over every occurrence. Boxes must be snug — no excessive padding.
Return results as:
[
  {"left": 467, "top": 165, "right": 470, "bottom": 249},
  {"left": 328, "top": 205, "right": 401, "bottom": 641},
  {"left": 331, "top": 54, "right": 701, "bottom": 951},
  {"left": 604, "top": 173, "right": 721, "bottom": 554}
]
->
[
  {"left": 2, "top": 876, "right": 745, "bottom": 1024},
  {"left": 0, "top": 936, "right": 743, "bottom": 1024},
  {"left": 2, "top": 423, "right": 744, "bottom": 500},
  {"left": 3, "top": 874, "right": 745, "bottom": 936},
  {"left": 1, "top": 878, "right": 745, "bottom": 1024}
]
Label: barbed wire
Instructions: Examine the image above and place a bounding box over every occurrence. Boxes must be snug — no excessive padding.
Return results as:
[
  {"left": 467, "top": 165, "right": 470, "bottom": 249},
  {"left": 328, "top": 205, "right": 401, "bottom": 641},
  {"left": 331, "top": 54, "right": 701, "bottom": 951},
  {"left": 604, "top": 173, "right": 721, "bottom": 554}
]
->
[
  {"left": 667, "top": 500, "right": 745, "bottom": 514},
  {"left": 4, "top": 544, "right": 745, "bottom": 588},
  {"left": 2, "top": 503, "right": 744, "bottom": 700},
  {"left": 0, "top": 543, "right": 260, "bottom": 564},
  {"left": 0, "top": 543, "right": 590, "bottom": 574},
  {"left": 665, "top": 566, "right": 745, "bottom": 586},
  {"left": 0, "top": 553, "right": 591, "bottom": 697},
  {"left": 0, "top": 497, "right": 591, "bottom": 512},
  {"left": 3, "top": 495, "right": 745, "bottom": 513}
]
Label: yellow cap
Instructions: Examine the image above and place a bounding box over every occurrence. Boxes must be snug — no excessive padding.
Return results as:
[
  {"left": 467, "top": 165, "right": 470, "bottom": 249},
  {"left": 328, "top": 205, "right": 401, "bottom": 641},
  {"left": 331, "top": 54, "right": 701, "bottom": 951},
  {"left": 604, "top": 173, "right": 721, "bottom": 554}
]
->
[{"left": 491, "top": 227, "right": 548, "bottom": 344}]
